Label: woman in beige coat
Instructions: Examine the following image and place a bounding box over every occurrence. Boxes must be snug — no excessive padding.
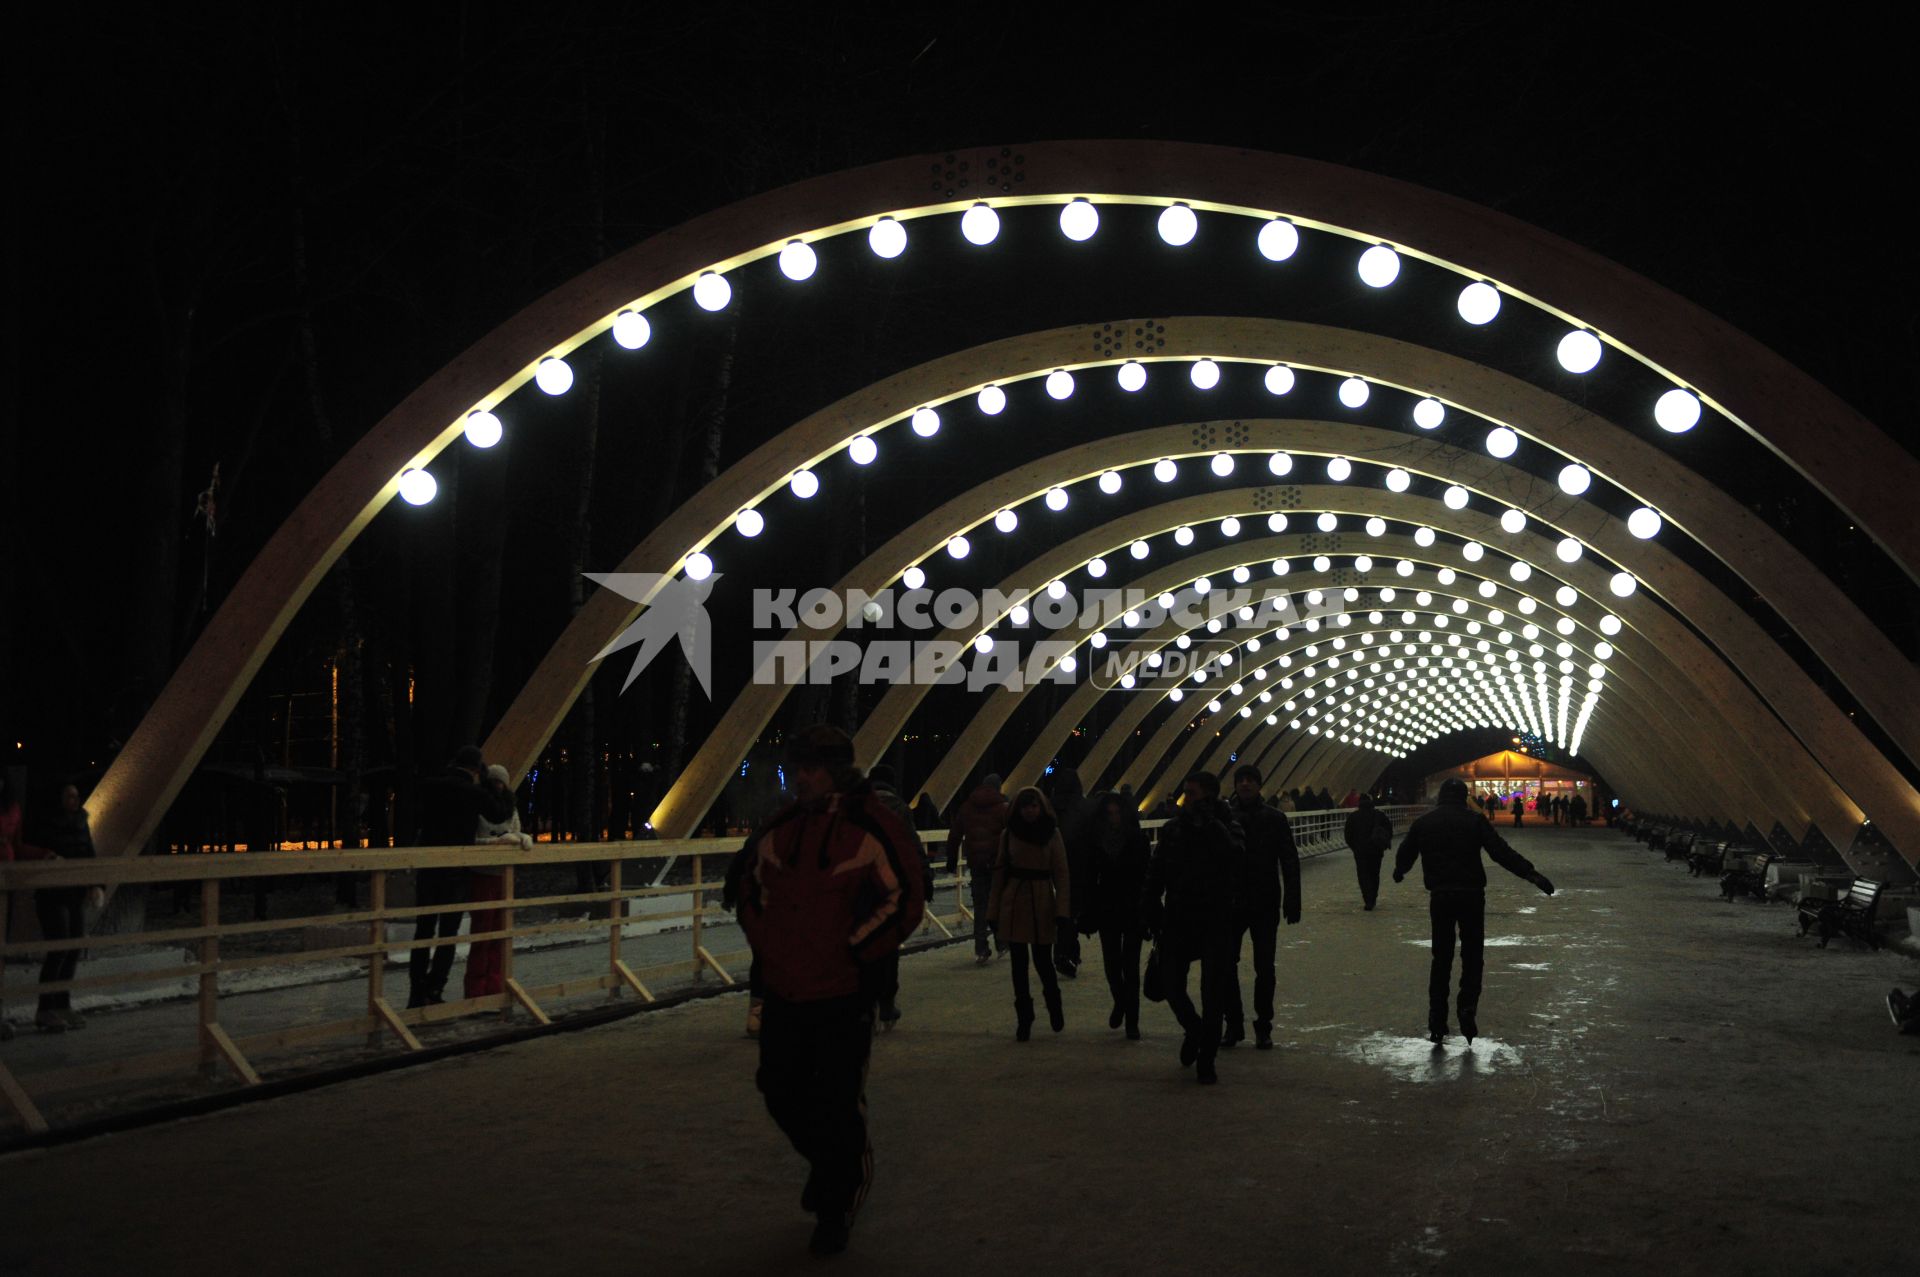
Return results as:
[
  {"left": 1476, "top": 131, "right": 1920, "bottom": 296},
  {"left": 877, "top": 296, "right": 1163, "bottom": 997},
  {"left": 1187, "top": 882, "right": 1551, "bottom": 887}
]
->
[{"left": 988, "top": 786, "right": 1072, "bottom": 1040}]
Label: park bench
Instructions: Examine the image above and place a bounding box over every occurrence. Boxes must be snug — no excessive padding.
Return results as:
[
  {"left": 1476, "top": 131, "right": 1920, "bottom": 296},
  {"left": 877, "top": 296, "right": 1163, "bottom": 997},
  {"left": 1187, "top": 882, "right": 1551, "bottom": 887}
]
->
[
  {"left": 1796, "top": 878, "right": 1885, "bottom": 949},
  {"left": 1688, "top": 840, "right": 1730, "bottom": 878},
  {"left": 1720, "top": 851, "right": 1775, "bottom": 902},
  {"left": 1664, "top": 831, "right": 1697, "bottom": 863}
]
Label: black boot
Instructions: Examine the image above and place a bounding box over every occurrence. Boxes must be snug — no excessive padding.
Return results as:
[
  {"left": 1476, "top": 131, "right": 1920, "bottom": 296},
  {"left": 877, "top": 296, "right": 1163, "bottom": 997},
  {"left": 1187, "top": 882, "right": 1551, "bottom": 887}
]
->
[
  {"left": 1459, "top": 1006, "right": 1478, "bottom": 1044},
  {"left": 1109, "top": 1001, "right": 1125, "bottom": 1030},
  {"left": 1015, "top": 997, "right": 1034, "bottom": 1042},
  {"left": 1125, "top": 1011, "right": 1141, "bottom": 1041},
  {"left": 1043, "top": 987, "right": 1065, "bottom": 1033},
  {"left": 1254, "top": 1022, "right": 1273, "bottom": 1051},
  {"left": 1221, "top": 1021, "right": 1244, "bottom": 1049}
]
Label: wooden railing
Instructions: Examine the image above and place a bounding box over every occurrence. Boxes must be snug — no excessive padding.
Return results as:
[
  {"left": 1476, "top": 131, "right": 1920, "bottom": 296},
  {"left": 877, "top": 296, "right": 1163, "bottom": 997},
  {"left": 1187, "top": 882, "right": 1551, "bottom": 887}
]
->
[{"left": 0, "top": 804, "right": 1422, "bottom": 1135}]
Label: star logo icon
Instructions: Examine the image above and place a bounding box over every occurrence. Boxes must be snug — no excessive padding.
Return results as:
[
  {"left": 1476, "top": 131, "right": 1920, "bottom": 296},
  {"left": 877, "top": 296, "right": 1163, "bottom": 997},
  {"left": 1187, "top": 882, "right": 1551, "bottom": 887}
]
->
[{"left": 587, "top": 571, "right": 719, "bottom": 695}]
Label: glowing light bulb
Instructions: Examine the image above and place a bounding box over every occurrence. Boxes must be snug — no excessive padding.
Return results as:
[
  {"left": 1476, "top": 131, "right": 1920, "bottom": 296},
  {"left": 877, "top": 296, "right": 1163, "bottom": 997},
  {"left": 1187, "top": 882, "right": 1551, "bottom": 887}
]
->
[
  {"left": 1486, "top": 427, "right": 1518, "bottom": 458},
  {"left": 960, "top": 202, "right": 1000, "bottom": 245},
  {"left": 1268, "top": 452, "right": 1293, "bottom": 476},
  {"left": 947, "top": 535, "right": 971, "bottom": 560},
  {"left": 1599, "top": 614, "right": 1622, "bottom": 636},
  {"left": 1413, "top": 398, "right": 1446, "bottom": 430},
  {"left": 1366, "top": 517, "right": 1386, "bottom": 537},
  {"left": 1443, "top": 485, "right": 1469, "bottom": 510},
  {"left": 1190, "top": 359, "right": 1221, "bottom": 389},
  {"left": 974, "top": 635, "right": 993, "bottom": 654},
  {"left": 1087, "top": 557, "right": 1107, "bottom": 578},
  {"left": 736, "top": 509, "right": 764, "bottom": 538},
  {"left": 1499, "top": 509, "right": 1526, "bottom": 534},
  {"left": 1099, "top": 470, "right": 1122, "bottom": 495},
  {"left": 849, "top": 435, "right": 878, "bottom": 466},
  {"left": 684, "top": 551, "right": 713, "bottom": 581},
  {"left": 1059, "top": 198, "right": 1099, "bottom": 241},
  {"left": 1557, "top": 330, "right": 1602, "bottom": 373},
  {"left": 1257, "top": 219, "right": 1300, "bottom": 261},
  {"left": 535, "top": 356, "right": 574, "bottom": 395},
  {"left": 1045, "top": 487, "right": 1069, "bottom": 511},
  {"left": 692, "top": 271, "right": 731, "bottom": 311},
  {"left": 1267, "top": 513, "right": 1288, "bottom": 532},
  {"left": 1461, "top": 542, "right": 1484, "bottom": 562},
  {"left": 789, "top": 470, "right": 819, "bottom": 499},
  {"left": 1211, "top": 452, "right": 1235, "bottom": 477},
  {"left": 463, "top": 410, "right": 502, "bottom": 449},
  {"left": 1264, "top": 365, "right": 1296, "bottom": 395},
  {"left": 1358, "top": 244, "right": 1401, "bottom": 287},
  {"left": 1220, "top": 516, "right": 1241, "bottom": 536},
  {"left": 778, "top": 240, "right": 817, "bottom": 281},
  {"left": 1117, "top": 361, "right": 1147, "bottom": 392},
  {"left": 995, "top": 509, "right": 1018, "bottom": 533},
  {"left": 1557, "top": 464, "right": 1591, "bottom": 496},
  {"left": 398, "top": 469, "right": 437, "bottom": 505},
  {"left": 1317, "top": 513, "right": 1338, "bottom": 532},
  {"left": 1157, "top": 202, "right": 1198, "bottom": 246},
  {"left": 977, "top": 384, "right": 1006, "bottom": 415},
  {"left": 902, "top": 566, "right": 926, "bottom": 590},
  {"left": 1655, "top": 388, "right": 1702, "bottom": 433},
  {"left": 1174, "top": 526, "right": 1195, "bottom": 546},
  {"left": 1045, "top": 369, "right": 1075, "bottom": 400},
  {"left": 1154, "top": 458, "right": 1178, "bottom": 483},
  {"left": 1414, "top": 527, "right": 1436, "bottom": 547},
  {"left": 911, "top": 407, "right": 940, "bottom": 437},
  {"left": 1327, "top": 457, "right": 1353, "bottom": 482},
  {"left": 1556, "top": 537, "right": 1583, "bottom": 563},
  {"left": 612, "top": 310, "right": 652, "bottom": 349},
  {"left": 1130, "top": 540, "right": 1149, "bottom": 559},
  {"left": 1338, "top": 378, "right": 1370, "bottom": 408},
  {"left": 1555, "top": 585, "right": 1577, "bottom": 606},
  {"left": 868, "top": 217, "right": 907, "bottom": 258},
  {"left": 1457, "top": 281, "right": 1501, "bottom": 324},
  {"left": 1609, "top": 572, "right": 1637, "bottom": 597},
  {"left": 1627, "top": 507, "right": 1663, "bottom": 539}
]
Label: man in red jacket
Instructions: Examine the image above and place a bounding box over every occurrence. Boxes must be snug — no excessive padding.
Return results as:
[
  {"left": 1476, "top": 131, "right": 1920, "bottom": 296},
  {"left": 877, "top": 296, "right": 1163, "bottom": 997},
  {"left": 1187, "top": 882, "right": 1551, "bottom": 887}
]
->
[{"left": 738, "top": 725, "right": 925, "bottom": 1256}]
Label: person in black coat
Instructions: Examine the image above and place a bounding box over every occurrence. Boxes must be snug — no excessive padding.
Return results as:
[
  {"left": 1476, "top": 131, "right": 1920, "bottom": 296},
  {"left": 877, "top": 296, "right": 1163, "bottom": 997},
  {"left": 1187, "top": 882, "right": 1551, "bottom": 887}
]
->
[
  {"left": 1047, "top": 767, "right": 1089, "bottom": 979},
  {"left": 1224, "top": 766, "right": 1302, "bottom": 1050},
  {"left": 1079, "top": 791, "right": 1151, "bottom": 1039},
  {"left": 1140, "top": 772, "right": 1244, "bottom": 1084},
  {"left": 1342, "top": 793, "right": 1394, "bottom": 910},
  {"left": 1392, "top": 778, "right": 1555, "bottom": 1044},
  {"left": 408, "top": 745, "right": 513, "bottom": 1008}
]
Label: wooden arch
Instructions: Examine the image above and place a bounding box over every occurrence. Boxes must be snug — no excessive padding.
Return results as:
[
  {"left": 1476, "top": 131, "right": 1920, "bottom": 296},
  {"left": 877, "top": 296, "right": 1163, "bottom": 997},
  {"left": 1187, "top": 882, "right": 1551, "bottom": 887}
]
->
[{"left": 84, "top": 144, "right": 1916, "bottom": 867}]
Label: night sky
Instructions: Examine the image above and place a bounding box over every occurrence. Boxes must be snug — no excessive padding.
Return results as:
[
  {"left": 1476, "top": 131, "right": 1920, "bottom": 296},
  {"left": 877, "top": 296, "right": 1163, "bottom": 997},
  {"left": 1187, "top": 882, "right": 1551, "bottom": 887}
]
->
[{"left": 8, "top": 7, "right": 1916, "bottom": 836}]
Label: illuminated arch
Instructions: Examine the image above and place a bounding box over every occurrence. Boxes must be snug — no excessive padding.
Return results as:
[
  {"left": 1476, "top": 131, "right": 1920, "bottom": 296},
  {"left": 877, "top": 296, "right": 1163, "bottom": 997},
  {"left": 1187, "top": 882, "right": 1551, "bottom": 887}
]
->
[{"left": 84, "top": 143, "right": 1917, "bottom": 871}]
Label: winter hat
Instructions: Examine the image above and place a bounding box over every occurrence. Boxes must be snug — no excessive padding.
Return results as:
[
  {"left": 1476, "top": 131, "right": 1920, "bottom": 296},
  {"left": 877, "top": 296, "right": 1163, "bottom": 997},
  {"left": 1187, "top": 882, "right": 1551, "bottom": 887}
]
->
[{"left": 486, "top": 764, "right": 511, "bottom": 785}]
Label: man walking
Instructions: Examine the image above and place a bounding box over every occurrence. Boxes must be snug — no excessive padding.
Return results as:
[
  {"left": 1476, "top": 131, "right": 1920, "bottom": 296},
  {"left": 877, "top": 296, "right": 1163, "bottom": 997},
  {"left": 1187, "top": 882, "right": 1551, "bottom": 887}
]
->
[
  {"left": 737, "top": 725, "right": 925, "bottom": 1256},
  {"left": 1342, "top": 793, "right": 1394, "bottom": 910},
  {"left": 947, "top": 774, "right": 1008, "bottom": 964},
  {"left": 1224, "top": 766, "right": 1301, "bottom": 1050},
  {"left": 866, "top": 763, "right": 931, "bottom": 1028},
  {"left": 1141, "top": 772, "right": 1243, "bottom": 1084},
  {"left": 1392, "top": 778, "right": 1555, "bottom": 1044}
]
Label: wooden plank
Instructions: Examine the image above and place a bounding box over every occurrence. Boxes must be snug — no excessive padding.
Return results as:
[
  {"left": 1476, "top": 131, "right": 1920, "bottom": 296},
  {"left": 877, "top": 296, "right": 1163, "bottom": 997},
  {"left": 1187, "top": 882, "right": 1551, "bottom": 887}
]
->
[
  {"left": 0, "top": 1061, "right": 48, "bottom": 1135},
  {"left": 523, "top": 974, "right": 620, "bottom": 1003},
  {"left": 367, "top": 870, "right": 387, "bottom": 1045},
  {"left": 236, "top": 1014, "right": 379, "bottom": 1058},
  {"left": 613, "top": 960, "right": 656, "bottom": 1002},
  {"left": 504, "top": 979, "right": 550, "bottom": 1026},
  {"left": 202, "top": 1023, "right": 261, "bottom": 1086},
  {"left": 198, "top": 878, "right": 220, "bottom": 1071},
  {"left": 13, "top": 1046, "right": 203, "bottom": 1096},
  {"left": 371, "top": 997, "right": 423, "bottom": 1051},
  {"left": 695, "top": 946, "right": 737, "bottom": 985}
]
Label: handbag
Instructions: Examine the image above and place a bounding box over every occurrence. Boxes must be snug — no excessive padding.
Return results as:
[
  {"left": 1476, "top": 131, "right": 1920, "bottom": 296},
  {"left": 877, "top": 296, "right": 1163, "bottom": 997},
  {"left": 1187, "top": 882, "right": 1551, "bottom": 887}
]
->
[{"left": 1142, "top": 942, "right": 1166, "bottom": 1003}]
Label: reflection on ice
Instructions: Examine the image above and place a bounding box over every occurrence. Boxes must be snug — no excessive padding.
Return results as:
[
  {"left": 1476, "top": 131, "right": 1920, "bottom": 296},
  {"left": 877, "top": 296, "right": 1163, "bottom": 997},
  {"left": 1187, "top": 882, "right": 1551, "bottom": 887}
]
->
[{"left": 1340, "top": 1031, "right": 1524, "bottom": 1083}]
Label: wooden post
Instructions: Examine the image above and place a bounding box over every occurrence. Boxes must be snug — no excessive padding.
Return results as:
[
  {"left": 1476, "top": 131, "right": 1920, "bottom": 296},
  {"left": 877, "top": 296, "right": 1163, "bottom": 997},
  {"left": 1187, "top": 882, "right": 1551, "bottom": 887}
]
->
[
  {"left": 197, "top": 878, "right": 260, "bottom": 1084},
  {"left": 0, "top": 1061, "right": 49, "bottom": 1135},
  {"left": 367, "top": 869, "right": 386, "bottom": 1046},
  {"left": 499, "top": 863, "right": 515, "bottom": 1021},
  {"left": 690, "top": 853, "right": 704, "bottom": 984},
  {"left": 199, "top": 878, "right": 220, "bottom": 1075},
  {"left": 607, "top": 860, "right": 623, "bottom": 999}
]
